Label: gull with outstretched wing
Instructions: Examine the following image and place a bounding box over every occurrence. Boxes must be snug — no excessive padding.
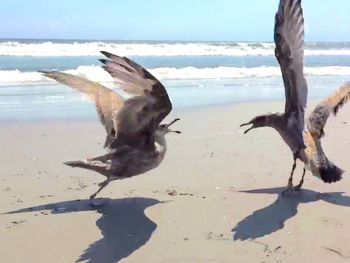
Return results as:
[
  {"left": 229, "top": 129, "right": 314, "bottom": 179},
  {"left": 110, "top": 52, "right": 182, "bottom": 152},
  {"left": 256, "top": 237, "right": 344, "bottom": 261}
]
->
[
  {"left": 42, "top": 51, "right": 180, "bottom": 202},
  {"left": 240, "top": 0, "right": 349, "bottom": 194}
]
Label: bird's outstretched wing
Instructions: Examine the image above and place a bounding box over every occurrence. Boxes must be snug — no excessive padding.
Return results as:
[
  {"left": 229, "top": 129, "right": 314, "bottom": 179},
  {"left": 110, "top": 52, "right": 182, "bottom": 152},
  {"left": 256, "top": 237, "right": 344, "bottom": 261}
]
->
[
  {"left": 100, "top": 51, "right": 172, "bottom": 150},
  {"left": 274, "top": 0, "right": 307, "bottom": 121},
  {"left": 307, "top": 82, "right": 350, "bottom": 138},
  {"left": 41, "top": 71, "right": 124, "bottom": 148}
]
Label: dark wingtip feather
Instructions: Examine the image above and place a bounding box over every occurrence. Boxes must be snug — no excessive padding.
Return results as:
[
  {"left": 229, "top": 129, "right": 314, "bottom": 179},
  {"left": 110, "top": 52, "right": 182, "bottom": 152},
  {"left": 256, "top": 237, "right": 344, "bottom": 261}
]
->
[
  {"left": 101, "top": 51, "right": 113, "bottom": 58},
  {"left": 101, "top": 65, "right": 109, "bottom": 72},
  {"left": 319, "top": 163, "right": 344, "bottom": 183},
  {"left": 101, "top": 50, "right": 125, "bottom": 61},
  {"left": 333, "top": 97, "right": 348, "bottom": 115},
  {"left": 40, "top": 70, "right": 62, "bottom": 80},
  {"left": 39, "top": 70, "right": 55, "bottom": 76},
  {"left": 99, "top": 59, "right": 108, "bottom": 65}
]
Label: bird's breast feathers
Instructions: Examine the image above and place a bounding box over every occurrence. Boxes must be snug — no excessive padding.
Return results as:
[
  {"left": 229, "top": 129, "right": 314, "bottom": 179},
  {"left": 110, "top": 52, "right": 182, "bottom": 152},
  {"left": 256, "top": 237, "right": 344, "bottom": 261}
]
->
[{"left": 155, "top": 141, "right": 167, "bottom": 159}]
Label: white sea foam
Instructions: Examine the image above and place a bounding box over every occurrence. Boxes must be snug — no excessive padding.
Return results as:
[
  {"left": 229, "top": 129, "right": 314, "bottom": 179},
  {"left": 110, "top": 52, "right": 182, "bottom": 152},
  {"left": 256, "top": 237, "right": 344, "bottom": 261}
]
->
[
  {"left": 1, "top": 41, "right": 350, "bottom": 57},
  {"left": 1, "top": 65, "right": 350, "bottom": 86},
  {"left": 0, "top": 69, "right": 45, "bottom": 83}
]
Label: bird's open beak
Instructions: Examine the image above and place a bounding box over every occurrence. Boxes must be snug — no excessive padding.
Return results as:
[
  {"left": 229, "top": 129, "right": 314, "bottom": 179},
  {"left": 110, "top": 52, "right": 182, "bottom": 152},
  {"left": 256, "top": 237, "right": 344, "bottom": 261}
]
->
[
  {"left": 166, "top": 118, "right": 181, "bottom": 134},
  {"left": 240, "top": 121, "right": 254, "bottom": 134},
  {"left": 170, "top": 130, "right": 181, "bottom": 134},
  {"left": 166, "top": 118, "right": 180, "bottom": 127}
]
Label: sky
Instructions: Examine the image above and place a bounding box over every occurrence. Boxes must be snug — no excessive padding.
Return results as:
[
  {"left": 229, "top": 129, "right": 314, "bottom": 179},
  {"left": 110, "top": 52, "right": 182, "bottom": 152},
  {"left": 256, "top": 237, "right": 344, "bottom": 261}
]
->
[{"left": 1, "top": 0, "right": 349, "bottom": 42}]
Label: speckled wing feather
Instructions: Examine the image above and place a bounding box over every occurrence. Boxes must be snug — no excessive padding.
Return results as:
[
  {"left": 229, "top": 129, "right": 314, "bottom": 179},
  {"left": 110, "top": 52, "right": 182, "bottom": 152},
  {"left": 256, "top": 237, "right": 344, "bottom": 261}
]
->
[
  {"left": 307, "top": 82, "right": 350, "bottom": 138},
  {"left": 305, "top": 83, "right": 350, "bottom": 183},
  {"left": 100, "top": 51, "right": 172, "bottom": 150},
  {"left": 274, "top": 0, "right": 307, "bottom": 120},
  {"left": 41, "top": 71, "right": 124, "bottom": 148}
]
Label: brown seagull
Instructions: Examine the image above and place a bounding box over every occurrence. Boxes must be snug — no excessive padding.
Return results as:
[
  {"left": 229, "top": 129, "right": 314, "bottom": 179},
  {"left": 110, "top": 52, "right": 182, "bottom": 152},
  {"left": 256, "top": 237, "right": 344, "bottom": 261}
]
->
[
  {"left": 42, "top": 51, "right": 180, "bottom": 201},
  {"left": 240, "top": 0, "right": 350, "bottom": 194}
]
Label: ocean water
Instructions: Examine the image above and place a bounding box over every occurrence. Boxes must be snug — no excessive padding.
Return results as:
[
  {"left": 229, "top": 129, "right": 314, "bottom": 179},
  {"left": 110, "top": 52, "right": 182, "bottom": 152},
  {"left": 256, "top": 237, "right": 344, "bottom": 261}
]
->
[{"left": 1, "top": 39, "right": 350, "bottom": 120}]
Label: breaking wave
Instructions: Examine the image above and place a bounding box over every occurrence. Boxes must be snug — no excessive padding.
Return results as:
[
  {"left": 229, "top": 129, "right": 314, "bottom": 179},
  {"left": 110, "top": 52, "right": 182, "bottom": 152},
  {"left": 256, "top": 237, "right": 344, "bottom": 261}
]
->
[
  {"left": 1, "top": 65, "right": 350, "bottom": 86},
  {"left": 2, "top": 41, "right": 350, "bottom": 57}
]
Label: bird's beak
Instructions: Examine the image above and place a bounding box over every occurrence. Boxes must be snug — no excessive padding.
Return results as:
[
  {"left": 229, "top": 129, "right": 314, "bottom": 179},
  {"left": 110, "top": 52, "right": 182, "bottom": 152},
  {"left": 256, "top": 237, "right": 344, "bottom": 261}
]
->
[
  {"left": 166, "top": 118, "right": 180, "bottom": 128},
  {"left": 170, "top": 130, "right": 181, "bottom": 134},
  {"left": 165, "top": 118, "right": 181, "bottom": 134},
  {"left": 240, "top": 121, "right": 254, "bottom": 134}
]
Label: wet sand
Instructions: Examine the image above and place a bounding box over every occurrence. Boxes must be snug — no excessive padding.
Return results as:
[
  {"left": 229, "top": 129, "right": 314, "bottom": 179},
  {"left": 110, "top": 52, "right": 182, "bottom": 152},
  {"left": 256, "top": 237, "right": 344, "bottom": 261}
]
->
[{"left": 1, "top": 100, "right": 350, "bottom": 262}]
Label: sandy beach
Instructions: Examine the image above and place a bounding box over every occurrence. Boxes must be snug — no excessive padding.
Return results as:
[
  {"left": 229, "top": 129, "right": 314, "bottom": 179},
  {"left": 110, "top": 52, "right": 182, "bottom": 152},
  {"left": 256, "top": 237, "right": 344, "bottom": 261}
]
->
[{"left": 1, "top": 99, "right": 350, "bottom": 263}]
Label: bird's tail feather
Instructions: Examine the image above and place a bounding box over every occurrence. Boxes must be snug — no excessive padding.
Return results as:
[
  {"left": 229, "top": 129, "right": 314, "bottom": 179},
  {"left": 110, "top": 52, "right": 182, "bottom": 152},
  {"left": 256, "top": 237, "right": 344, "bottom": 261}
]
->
[
  {"left": 64, "top": 160, "right": 108, "bottom": 175},
  {"left": 319, "top": 160, "right": 344, "bottom": 183},
  {"left": 64, "top": 160, "right": 88, "bottom": 168}
]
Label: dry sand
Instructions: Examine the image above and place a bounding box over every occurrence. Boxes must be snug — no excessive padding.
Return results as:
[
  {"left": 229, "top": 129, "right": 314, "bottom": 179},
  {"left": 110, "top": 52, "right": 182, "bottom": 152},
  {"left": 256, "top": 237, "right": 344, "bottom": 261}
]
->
[{"left": 1, "top": 100, "right": 350, "bottom": 263}]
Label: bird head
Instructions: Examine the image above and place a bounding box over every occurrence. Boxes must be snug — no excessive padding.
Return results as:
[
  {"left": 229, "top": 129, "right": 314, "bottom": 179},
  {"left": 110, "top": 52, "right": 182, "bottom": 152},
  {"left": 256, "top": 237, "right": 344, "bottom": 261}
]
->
[
  {"left": 158, "top": 118, "right": 181, "bottom": 136},
  {"left": 240, "top": 115, "right": 269, "bottom": 134}
]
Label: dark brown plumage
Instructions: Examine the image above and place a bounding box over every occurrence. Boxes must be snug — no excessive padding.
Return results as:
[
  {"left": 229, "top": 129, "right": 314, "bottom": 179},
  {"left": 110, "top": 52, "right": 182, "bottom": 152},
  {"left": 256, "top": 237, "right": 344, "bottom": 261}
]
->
[
  {"left": 240, "top": 0, "right": 349, "bottom": 194},
  {"left": 41, "top": 51, "right": 180, "bottom": 202}
]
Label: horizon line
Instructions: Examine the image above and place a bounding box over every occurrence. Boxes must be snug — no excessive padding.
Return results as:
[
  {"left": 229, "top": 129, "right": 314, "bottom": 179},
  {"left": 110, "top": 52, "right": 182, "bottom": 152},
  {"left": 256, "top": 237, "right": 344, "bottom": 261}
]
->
[{"left": 0, "top": 37, "right": 349, "bottom": 44}]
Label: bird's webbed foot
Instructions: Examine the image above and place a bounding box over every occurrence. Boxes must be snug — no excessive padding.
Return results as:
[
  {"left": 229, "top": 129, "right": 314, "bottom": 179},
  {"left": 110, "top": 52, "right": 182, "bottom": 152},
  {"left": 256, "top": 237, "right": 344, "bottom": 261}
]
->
[
  {"left": 88, "top": 178, "right": 112, "bottom": 207},
  {"left": 282, "top": 168, "right": 306, "bottom": 196}
]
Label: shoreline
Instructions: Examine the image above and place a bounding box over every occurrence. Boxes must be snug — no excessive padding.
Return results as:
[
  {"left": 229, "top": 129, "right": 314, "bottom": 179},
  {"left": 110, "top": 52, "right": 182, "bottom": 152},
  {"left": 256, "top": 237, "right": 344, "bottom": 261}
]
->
[
  {"left": 1, "top": 99, "right": 350, "bottom": 262},
  {"left": 0, "top": 97, "right": 322, "bottom": 125}
]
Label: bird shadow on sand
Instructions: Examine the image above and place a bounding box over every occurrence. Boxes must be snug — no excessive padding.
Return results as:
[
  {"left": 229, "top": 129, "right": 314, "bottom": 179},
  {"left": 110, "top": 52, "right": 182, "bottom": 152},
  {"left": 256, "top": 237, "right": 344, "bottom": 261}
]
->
[
  {"left": 5, "top": 197, "right": 161, "bottom": 263},
  {"left": 232, "top": 187, "right": 350, "bottom": 241}
]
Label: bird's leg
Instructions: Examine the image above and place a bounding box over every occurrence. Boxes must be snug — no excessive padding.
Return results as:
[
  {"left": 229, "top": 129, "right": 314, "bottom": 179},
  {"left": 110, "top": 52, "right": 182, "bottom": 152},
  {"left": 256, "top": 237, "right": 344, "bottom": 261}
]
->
[
  {"left": 282, "top": 156, "right": 297, "bottom": 196},
  {"left": 287, "top": 156, "right": 297, "bottom": 187},
  {"left": 294, "top": 167, "right": 306, "bottom": 191},
  {"left": 89, "top": 178, "right": 111, "bottom": 201}
]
